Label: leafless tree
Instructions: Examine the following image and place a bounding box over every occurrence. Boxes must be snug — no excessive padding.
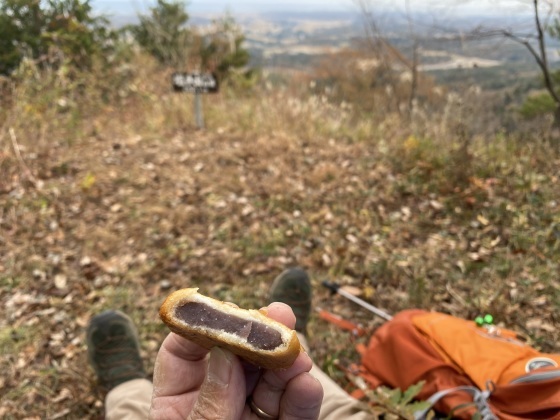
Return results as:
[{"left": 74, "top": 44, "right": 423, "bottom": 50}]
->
[
  {"left": 353, "top": 0, "right": 423, "bottom": 119},
  {"left": 465, "top": 0, "right": 560, "bottom": 139}
]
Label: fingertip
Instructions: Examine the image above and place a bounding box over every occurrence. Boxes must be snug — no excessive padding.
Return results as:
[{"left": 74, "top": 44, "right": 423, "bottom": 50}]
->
[
  {"left": 289, "top": 349, "right": 314, "bottom": 374},
  {"left": 281, "top": 372, "right": 324, "bottom": 419},
  {"left": 300, "top": 372, "right": 324, "bottom": 400},
  {"left": 267, "top": 348, "right": 313, "bottom": 383},
  {"left": 207, "top": 347, "right": 235, "bottom": 386},
  {"left": 263, "top": 302, "right": 296, "bottom": 329},
  {"left": 163, "top": 332, "right": 210, "bottom": 361},
  {"left": 297, "top": 349, "right": 314, "bottom": 372}
]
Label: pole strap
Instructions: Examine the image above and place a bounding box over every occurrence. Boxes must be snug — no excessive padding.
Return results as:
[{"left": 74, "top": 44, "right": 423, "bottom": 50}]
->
[{"left": 414, "top": 382, "right": 497, "bottom": 420}]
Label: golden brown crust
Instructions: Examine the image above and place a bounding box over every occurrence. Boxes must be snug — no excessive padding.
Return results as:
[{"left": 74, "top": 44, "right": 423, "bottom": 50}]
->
[{"left": 159, "top": 288, "right": 301, "bottom": 370}]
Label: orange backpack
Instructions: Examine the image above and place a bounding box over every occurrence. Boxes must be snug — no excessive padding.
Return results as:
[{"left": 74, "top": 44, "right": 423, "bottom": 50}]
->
[{"left": 358, "top": 310, "right": 560, "bottom": 419}]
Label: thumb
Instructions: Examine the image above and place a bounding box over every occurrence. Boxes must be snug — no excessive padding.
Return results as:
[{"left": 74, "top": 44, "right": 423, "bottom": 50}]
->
[{"left": 188, "top": 347, "right": 245, "bottom": 420}]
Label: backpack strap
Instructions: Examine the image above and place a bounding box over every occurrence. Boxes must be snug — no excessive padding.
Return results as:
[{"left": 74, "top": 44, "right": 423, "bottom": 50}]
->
[
  {"left": 509, "top": 368, "right": 560, "bottom": 384},
  {"left": 414, "top": 382, "right": 497, "bottom": 420}
]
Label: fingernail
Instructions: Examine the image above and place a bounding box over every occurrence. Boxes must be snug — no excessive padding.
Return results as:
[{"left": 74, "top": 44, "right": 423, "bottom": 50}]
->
[{"left": 208, "top": 347, "right": 232, "bottom": 386}]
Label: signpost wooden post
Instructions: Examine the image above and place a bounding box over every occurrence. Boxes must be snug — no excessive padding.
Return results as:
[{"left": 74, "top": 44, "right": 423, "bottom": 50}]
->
[{"left": 172, "top": 72, "right": 219, "bottom": 129}]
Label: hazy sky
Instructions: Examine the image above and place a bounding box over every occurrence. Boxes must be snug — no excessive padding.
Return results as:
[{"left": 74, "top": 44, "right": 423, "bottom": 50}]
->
[{"left": 92, "top": 0, "right": 542, "bottom": 16}]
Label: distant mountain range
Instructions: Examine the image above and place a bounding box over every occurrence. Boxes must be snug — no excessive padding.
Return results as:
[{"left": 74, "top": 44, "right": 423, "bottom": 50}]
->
[
  {"left": 92, "top": 0, "right": 354, "bottom": 16},
  {"left": 92, "top": 0, "right": 534, "bottom": 26}
]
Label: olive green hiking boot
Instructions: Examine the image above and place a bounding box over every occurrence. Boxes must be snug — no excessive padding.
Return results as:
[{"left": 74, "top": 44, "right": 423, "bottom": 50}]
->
[
  {"left": 270, "top": 268, "right": 312, "bottom": 334},
  {"left": 87, "top": 310, "right": 146, "bottom": 391}
]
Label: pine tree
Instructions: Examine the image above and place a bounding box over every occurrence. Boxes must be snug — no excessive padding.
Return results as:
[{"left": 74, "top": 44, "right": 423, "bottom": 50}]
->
[{"left": 128, "top": 0, "right": 191, "bottom": 66}]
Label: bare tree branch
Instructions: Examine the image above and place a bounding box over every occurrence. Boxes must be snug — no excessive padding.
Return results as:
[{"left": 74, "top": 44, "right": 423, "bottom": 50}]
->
[
  {"left": 457, "top": 0, "right": 560, "bottom": 112},
  {"left": 532, "top": 0, "right": 560, "bottom": 103}
]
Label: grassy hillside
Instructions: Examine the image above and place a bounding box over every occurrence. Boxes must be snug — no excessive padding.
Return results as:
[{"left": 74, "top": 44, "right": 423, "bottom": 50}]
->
[{"left": 0, "top": 54, "right": 559, "bottom": 418}]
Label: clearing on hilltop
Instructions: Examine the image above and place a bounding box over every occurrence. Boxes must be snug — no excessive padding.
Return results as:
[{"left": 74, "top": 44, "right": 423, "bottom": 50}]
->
[{"left": 1, "top": 0, "right": 559, "bottom": 417}]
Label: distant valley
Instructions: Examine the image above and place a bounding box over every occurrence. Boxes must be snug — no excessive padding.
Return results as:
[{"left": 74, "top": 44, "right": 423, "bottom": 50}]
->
[
  {"left": 102, "top": 6, "right": 560, "bottom": 91},
  {"left": 229, "top": 11, "right": 560, "bottom": 91}
]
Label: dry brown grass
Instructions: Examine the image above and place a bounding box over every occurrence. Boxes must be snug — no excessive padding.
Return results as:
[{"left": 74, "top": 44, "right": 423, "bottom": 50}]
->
[{"left": 0, "top": 54, "right": 559, "bottom": 418}]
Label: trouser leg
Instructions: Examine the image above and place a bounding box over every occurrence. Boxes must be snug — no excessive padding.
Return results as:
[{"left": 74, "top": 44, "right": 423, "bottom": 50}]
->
[
  {"left": 105, "top": 378, "right": 153, "bottom": 420},
  {"left": 298, "top": 333, "right": 371, "bottom": 420}
]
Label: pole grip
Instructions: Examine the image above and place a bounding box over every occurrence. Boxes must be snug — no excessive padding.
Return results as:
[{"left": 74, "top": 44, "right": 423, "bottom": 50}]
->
[{"left": 322, "top": 280, "right": 340, "bottom": 294}]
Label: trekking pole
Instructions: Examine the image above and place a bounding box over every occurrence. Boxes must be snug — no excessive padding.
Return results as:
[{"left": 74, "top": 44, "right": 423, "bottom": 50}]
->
[{"left": 322, "top": 280, "right": 393, "bottom": 322}]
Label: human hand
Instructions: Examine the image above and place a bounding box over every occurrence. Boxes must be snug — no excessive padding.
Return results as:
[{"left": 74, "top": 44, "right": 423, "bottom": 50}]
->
[{"left": 150, "top": 302, "right": 323, "bottom": 420}]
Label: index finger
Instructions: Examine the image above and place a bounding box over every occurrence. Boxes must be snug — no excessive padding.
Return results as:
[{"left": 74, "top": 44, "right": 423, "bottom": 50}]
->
[{"left": 260, "top": 302, "right": 297, "bottom": 330}]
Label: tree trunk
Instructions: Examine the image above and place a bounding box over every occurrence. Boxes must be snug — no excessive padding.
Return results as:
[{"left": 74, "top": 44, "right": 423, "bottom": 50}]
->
[
  {"left": 553, "top": 105, "right": 560, "bottom": 128},
  {"left": 550, "top": 105, "right": 560, "bottom": 149}
]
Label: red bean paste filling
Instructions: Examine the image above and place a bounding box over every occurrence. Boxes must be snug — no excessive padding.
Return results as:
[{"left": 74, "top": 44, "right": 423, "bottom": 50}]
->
[{"left": 176, "top": 302, "right": 283, "bottom": 351}]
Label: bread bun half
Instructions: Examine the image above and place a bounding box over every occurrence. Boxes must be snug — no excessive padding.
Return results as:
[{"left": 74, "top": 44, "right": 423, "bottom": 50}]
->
[{"left": 159, "top": 288, "right": 301, "bottom": 369}]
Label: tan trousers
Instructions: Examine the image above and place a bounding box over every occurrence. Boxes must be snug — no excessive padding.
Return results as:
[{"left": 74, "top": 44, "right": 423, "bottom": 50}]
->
[
  {"left": 105, "top": 335, "right": 370, "bottom": 420},
  {"left": 106, "top": 378, "right": 153, "bottom": 420}
]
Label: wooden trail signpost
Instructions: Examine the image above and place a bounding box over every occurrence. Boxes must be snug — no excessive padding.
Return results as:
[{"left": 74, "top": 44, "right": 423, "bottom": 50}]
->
[{"left": 172, "top": 72, "right": 219, "bottom": 129}]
